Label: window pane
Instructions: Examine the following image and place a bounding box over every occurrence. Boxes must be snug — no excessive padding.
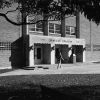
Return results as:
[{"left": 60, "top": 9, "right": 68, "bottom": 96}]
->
[
  {"left": 55, "top": 24, "right": 61, "bottom": 34},
  {"left": 0, "top": 42, "right": 11, "bottom": 50},
  {"left": 49, "top": 23, "right": 54, "bottom": 29},
  {"left": 29, "top": 24, "right": 36, "bottom": 31},
  {"left": 49, "top": 23, "right": 54, "bottom": 33},
  {"left": 36, "top": 22, "right": 43, "bottom": 32},
  {"left": 70, "top": 27, "right": 75, "bottom": 35},
  {"left": 66, "top": 26, "right": 70, "bottom": 34}
]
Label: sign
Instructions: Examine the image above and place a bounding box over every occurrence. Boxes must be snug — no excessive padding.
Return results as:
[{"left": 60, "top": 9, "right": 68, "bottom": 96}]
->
[{"left": 30, "top": 35, "right": 85, "bottom": 45}]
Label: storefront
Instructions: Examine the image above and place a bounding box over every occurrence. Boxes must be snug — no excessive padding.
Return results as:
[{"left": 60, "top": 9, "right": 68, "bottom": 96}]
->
[{"left": 29, "top": 35, "right": 85, "bottom": 66}]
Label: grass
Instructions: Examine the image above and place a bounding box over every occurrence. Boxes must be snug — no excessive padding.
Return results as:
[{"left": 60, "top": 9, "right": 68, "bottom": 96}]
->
[
  {"left": 0, "top": 74, "right": 100, "bottom": 99},
  {"left": 0, "top": 74, "right": 100, "bottom": 91}
]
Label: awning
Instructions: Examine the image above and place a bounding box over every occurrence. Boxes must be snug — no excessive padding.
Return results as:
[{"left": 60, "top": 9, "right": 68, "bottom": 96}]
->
[{"left": 29, "top": 35, "right": 85, "bottom": 46}]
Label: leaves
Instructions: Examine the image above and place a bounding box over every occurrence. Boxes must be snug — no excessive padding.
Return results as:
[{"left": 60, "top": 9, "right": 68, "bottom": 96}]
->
[{"left": 1, "top": 0, "right": 100, "bottom": 24}]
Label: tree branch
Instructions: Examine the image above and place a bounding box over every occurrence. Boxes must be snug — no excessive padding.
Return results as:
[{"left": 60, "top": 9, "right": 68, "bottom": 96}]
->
[
  {"left": 0, "top": 8, "right": 75, "bottom": 26},
  {"left": 0, "top": 12, "right": 62, "bottom": 26},
  {"left": 5, "top": 7, "right": 18, "bottom": 14}
]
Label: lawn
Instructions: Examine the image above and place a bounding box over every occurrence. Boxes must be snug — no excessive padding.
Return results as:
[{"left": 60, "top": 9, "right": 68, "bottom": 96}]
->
[
  {"left": 0, "top": 74, "right": 100, "bottom": 92},
  {"left": 0, "top": 74, "right": 100, "bottom": 100}
]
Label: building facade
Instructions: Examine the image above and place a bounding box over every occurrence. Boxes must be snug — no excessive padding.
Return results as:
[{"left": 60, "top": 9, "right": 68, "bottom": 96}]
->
[
  {"left": 27, "top": 15, "right": 85, "bottom": 66},
  {"left": 0, "top": 5, "right": 100, "bottom": 68}
]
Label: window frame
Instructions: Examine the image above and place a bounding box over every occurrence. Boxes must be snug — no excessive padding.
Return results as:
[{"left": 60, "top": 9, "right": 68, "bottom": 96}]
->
[
  {"left": 0, "top": 42, "right": 11, "bottom": 51},
  {"left": 29, "top": 22, "right": 43, "bottom": 33},
  {"left": 49, "top": 23, "right": 61, "bottom": 34},
  {"left": 66, "top": 26, "right": 76, "bottom": 35}
]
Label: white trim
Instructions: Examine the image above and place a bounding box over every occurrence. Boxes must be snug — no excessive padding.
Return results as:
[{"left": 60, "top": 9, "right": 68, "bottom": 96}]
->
[{"left": 29, "top": 31, "right": 43, "bottom": 34}]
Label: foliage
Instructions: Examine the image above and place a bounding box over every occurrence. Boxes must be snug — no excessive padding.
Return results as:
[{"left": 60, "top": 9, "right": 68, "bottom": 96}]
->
[{"left": 1, "top": 0, "right": 100, "bottom": 25}]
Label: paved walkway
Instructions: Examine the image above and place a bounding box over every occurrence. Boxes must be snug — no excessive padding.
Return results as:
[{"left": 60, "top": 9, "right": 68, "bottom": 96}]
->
[{"left": 0, "top": 62, "right": 100, "bottom": 76}]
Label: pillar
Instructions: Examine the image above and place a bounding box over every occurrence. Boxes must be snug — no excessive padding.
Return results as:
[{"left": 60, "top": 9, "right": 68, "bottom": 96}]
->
[
  {"left": 83, "top": 44, "right": 86, "bottom": 62},
  {"left": 29, "top": 44, "right": 34, "bottom": 66},
  {"left": 51, "top": 44, "right": 55, "bottom": 64},
  {"left": 61, "top": 16, "right": 66, "bottom": 37},
  {"left": 43, "top": 14, "right": 49, "bottom": 36},
  {"left": 76, "top": 11, "right": 80, "bottom": 38}
]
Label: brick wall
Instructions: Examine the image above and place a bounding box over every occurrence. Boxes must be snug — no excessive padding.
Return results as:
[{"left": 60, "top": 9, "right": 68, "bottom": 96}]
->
[
  {"left": 80, "top": 14, "right": 100, "bottom": 62},
  {"left": 0, "top": 51, "right": 11, "bottom": 68},
  {"left": 0, "top": 10, "right": 21, "bottom": 68}
]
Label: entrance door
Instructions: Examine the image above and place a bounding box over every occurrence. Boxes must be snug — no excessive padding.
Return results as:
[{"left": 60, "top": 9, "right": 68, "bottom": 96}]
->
[
  {"left": 75, "top": 45, "right": 83, "bottom": 62},
  {"left": 55, "top": 48, "right": 59, "bottom": 64},
  {"left": 34, "top": 46, "right": 42, "bottom": 64}
]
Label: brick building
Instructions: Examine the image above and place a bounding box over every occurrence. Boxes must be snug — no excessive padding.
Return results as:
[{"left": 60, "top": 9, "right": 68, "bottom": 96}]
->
[
  {"left": 0, "top": 5, "right": 100, "bottom": 68},
  {"left": 27, "top": 14, "right": 85, "bottom": 66}
]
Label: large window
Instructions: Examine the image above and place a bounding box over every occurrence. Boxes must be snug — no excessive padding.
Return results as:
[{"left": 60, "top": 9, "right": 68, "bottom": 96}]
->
[
  {"left": 49, "top": 23, "right": 75, "bottom": 35},
  {"left": 29, "top": 20, "right": 75, "bottom": 35},
  {"left": 29, "top": 22, "right": 43, "bottom": 33},
  {"left": 49, "top": 23, "right": 61, "bottom": 34}
]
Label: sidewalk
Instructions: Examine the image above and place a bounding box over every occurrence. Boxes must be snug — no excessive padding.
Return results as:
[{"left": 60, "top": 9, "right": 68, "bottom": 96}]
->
[{"left": 0, "top": 62, "right": 100, "bottom": 76}]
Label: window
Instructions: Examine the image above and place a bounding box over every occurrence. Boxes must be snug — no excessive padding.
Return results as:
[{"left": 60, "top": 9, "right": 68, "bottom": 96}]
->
[
  {"left": 66, "top": 26, "right": 70, "bottom": 34},
  {"left": 66, "top": 26, "right": 75, "bottom": 35},
  {"left": 0, "top": 42, "right": 11, "bottom": 50},
  {"left": 49, "top": 23, "right": 61, "bottom": 34},
  {"left": 70, "top": 27, "right": 75, "bottom": 35},
  {"left": 29, "top": 22, "right": 43, "bottom": 32},
  {"left": 36, "top": 22, "right": 43, "bottom": 32},
  {"left": 29, "top": 24, "right": 36, "bottom": 31},
  {"left": 49, "top": 23, "right": 54, "bottom": 33},
  {"left": 55, "top": 24, "right": 61, "bottom": 34}
]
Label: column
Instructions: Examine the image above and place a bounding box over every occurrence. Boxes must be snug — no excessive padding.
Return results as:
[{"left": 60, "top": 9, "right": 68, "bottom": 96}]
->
[
  {"left": 83, "top": 44, "right": 86, "bottom": 62},
  {"left": 51, "top": 44, "right": 55, "bottom": 64},
  {"left": 43, "top": 14, "right": 49, "bottom": 36},
  {"left": 29, "top": 44, "right": 34, "bottom": 66},
  {"left": 76, "top": 11, "right": 80, "bottom": 38},
  {"left": 61, "top": 16, "right": 66, "bottom": 37}
]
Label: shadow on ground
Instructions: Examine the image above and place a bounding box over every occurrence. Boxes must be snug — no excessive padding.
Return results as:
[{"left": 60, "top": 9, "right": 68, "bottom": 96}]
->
[{"left": 0, "top": 85, "right": 100, "bottom": 100}]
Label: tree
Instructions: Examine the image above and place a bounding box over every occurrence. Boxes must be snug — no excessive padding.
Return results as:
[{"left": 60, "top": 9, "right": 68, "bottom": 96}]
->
[{"left": 0, "top": 0, "right": 100, "bottom": 25}]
